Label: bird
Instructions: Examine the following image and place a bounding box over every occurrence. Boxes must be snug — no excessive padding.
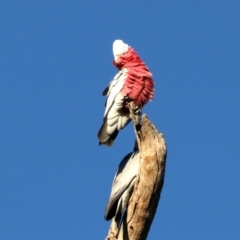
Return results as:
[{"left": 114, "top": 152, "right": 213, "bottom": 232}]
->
[
  {"left": 98, "top": 40, "right": 154, "bottom": 146},
  {"left": 104, "top": 147, "right": 140, "bottom": 228}
]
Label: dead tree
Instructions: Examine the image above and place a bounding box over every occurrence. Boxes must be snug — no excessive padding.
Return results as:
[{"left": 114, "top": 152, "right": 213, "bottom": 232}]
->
[{"left": 105, "top": 114, "right": 167, "bottom": 240}]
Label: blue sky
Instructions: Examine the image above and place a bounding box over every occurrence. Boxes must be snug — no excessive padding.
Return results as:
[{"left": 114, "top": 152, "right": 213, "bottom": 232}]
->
[{"left": 0, "top": 1, "right": 240, "bottom": 239}]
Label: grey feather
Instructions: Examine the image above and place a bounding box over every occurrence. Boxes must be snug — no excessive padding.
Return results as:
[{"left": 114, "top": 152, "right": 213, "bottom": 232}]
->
[
  {"left": 104, "top": 150, "right": 140, "bottom": 225},
  {"left": 98, "top": 118, "right": 118, "bottom": 147},
  {"left": 98, "top": 69, "right": 131, "bottom": 146},
  {"left": 102, "top": 86, "right": 109, "bottom": 96}
]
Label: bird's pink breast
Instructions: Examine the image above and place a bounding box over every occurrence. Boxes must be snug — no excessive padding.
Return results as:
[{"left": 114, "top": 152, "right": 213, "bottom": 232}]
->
[{"left": 114, "top": 48, "right": 154, "bottom": 107}]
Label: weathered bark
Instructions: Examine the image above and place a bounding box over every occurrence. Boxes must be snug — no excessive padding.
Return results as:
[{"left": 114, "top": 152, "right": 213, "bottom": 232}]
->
[{"left": 105, "top": 114, "right": 167, "bottom": 240}]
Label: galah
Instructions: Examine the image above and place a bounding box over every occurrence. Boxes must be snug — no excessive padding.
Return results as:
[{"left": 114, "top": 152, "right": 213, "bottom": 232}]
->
[
  {"left": 104, "top": 148, "right": 140, "bottom": 228},
  {"left": 98, "top": 40, "right": 154, "bottom": 146}
]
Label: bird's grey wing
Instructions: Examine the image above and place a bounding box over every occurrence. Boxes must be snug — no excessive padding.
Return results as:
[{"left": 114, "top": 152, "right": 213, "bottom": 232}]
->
[
  {"left": 105, "top": 151, "right": 140, "bottom": 220},
  {"left": 98, "top": 69, "right": 130, "bottom": 146},
  {"left": 114, "top": 177, "right": 136, "bottom": 227},
  {"left": 103, "top": 70, "right": 127, "bottom": 116}
]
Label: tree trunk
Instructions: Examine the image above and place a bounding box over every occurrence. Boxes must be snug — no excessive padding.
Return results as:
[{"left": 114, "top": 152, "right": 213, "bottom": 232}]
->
[{"left": 105, "top": 114, "right": 167, "bottom": 240}]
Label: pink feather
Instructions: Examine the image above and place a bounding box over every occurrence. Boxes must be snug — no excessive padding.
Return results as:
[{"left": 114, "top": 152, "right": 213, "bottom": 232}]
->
[{"left": 113, "top": 47, "right": 154, "bottom": 107}]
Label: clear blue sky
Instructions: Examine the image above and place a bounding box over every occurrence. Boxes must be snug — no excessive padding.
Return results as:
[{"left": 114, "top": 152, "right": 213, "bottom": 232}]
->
[{"left": 0, "top": 1, "right": 239, "bottom": 239}]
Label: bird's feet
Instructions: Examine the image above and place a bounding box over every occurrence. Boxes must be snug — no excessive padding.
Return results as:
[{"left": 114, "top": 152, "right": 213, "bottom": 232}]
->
[{"left": 128, "top": 102, "right": 143, "bottom": 141}]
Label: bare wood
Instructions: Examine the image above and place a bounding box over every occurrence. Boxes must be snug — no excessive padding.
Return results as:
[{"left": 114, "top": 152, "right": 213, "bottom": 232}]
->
[{"left": 105, "top": 114, "right": 167, "bottom": 240}]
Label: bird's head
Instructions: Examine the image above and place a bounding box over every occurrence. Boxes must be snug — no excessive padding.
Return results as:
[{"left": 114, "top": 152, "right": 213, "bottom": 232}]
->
[{"left": 113, "top": 40, "right": 129, "bottom": 63}]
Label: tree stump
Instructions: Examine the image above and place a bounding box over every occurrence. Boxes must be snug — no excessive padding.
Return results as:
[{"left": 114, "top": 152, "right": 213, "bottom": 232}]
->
[{"left": 105, "top": 114, "right": 167, "bottom": 240}]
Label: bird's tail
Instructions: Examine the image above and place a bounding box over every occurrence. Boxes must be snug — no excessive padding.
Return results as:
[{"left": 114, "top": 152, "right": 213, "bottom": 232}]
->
[
  {"left": 98, "top": 119, "right": 118, "bottom": 147},
  {"left": 98, "top": 116, "right": 131, "bottom": 147}
]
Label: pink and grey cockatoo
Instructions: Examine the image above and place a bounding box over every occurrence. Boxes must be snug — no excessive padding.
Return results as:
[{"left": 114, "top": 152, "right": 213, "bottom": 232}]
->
[{"left": 98, "top": 40, "right": 154, "bottom": 146}]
